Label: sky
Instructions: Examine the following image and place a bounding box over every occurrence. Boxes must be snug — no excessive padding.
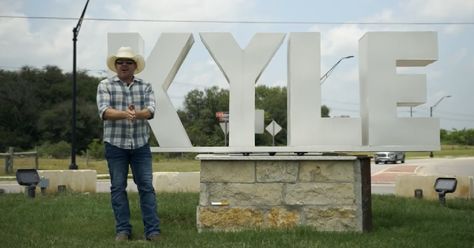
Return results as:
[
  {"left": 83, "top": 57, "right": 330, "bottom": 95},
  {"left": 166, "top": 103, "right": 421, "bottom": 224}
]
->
[{"left": 0, "top": 0, "right": 473, "bottom": 130}]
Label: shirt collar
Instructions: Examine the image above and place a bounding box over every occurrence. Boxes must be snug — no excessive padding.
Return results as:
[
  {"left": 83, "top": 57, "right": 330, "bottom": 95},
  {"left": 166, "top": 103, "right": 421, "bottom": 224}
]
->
[{"left": 112, "top": 76, "right": 141, "bottom": 85}]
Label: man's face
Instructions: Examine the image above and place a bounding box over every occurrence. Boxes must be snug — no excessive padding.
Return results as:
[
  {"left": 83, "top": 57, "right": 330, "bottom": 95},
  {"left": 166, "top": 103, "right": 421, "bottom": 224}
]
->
[{"left": 115, "top": 59, "right": 137, "bottom": 79}]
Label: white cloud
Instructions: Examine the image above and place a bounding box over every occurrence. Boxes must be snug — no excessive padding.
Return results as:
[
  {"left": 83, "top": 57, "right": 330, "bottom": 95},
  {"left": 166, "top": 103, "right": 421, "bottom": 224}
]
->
[
  {"left": 403, "top": 0, "right": 474, "bottom": 20},
  {"left": 321, "top": 24, "right": 365, "bottom": 57}
]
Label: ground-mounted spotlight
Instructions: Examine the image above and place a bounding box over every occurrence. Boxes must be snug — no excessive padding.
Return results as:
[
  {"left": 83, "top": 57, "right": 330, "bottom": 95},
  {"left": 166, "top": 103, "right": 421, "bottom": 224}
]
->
[
  {"left": 434, "top": 177, "right": 457, "bottom": 206},
  {"left": 16, "top": 169, "right": 40, "bottom": 198}
]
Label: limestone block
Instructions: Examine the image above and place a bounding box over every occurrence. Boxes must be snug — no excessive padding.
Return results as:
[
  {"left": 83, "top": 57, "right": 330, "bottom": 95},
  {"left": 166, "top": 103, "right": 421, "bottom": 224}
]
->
[
  {"left": 299, "top": 161, "right": 354, "bottom": 182},
  {"left": 38, "top": 170, "right": 96, "bottom": 193},
  {"left": 266, "top": 207, "right": 301, "bottom": 228},
  {"left": 152, "top": 172, "right": 199, "bottom": 192},
  {"left": 395, "top": 175, "right": 473, "bottom": 200},
  {"left": 201, "top": 160, "right": 255, "bottom": 183},
  {"left": 206, "top": 183, "right": 284, "bottom": 206},
  {"left": 199, "top": 183, "right": 208, "bottom": 206},
  {"left": 256, "top": 161, "right": 298, "bottom": 183},
  {"left": 197, "top": 207, "right": 264, "bottom": 231},
  {"left": 304, "top": 206, "right": 359, "bottom": 232},
  {"left": 284, "top": 183, "right": 355, "bottom": 205}
]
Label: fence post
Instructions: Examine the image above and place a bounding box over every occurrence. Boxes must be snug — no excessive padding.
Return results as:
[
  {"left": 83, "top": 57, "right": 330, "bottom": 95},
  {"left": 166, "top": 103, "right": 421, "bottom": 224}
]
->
[
  {"left": 35, "top": 146, "right": 39, "bottom": 170},
  {"left": 6, "top": 147, "right": 14, "bottom": 174},
  {"left": 86, "top": 149, "right": 89, "bottom": 166},
  {"left": 3, "top": 156, "right": 7, "bottom": 174}
]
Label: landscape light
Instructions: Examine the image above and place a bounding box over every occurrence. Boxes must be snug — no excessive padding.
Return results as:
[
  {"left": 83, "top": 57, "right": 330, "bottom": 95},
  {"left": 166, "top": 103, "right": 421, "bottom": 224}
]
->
[
  {"left": 434, "top": 177, "right": 457, "bottom": 206},
  {"left": 16, "top": 169, "right": 40, "bottom": 198}
]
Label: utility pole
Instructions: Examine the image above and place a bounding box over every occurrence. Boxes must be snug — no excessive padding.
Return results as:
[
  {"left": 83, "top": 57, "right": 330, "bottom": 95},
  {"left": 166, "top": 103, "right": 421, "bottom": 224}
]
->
[{"left": 429, "top": 95, "right": 452, "bottom": 158}]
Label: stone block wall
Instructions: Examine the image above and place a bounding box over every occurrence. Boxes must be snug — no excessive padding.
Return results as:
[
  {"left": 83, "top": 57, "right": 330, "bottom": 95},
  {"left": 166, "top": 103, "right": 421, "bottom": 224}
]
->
[{"left": 197, "top": 155, "right": 371, "bottom": 232}]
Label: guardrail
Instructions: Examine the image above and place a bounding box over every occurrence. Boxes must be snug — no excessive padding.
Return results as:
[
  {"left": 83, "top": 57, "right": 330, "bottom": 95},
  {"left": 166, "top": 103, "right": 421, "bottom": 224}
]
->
[{"left": 0, "top": 147, "right": 38, "bottom": 174}]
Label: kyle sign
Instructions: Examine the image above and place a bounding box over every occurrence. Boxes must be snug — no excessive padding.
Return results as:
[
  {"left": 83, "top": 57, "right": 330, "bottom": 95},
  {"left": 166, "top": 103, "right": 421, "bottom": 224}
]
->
[{"left": 108, "top": 32, "right": 439, "bottom": 153}]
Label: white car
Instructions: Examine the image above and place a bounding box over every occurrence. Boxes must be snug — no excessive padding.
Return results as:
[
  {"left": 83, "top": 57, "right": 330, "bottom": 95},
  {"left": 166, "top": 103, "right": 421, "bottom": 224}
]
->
[{"left": 374, "top": 152, "right": 405, "bottom": 164}]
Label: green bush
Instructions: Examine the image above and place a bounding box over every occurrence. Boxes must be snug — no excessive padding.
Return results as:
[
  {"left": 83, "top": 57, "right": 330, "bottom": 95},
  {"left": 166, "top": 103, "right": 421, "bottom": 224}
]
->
[
  {"left": 87, "top": 139, "right": 104, "bottom": 159},
  {"left": 38, "top": 141, "right": 71, "bottom": 158}
]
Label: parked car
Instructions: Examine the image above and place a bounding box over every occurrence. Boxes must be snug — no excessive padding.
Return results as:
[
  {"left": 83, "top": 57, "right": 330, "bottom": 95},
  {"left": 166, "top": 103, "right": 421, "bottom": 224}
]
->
[{"left": 374, "top": 152, "right": 405, "bottom": 164}]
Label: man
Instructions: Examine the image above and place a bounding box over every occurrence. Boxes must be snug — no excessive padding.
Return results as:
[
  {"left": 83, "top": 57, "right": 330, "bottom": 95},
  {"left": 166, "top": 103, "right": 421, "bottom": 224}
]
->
[{"left": 96, "top": 46, "right": 160, "bottom": 242}]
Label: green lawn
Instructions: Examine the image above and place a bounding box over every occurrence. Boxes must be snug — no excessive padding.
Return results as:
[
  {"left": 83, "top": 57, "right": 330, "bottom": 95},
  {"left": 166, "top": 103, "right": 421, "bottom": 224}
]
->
[
  {"left": 1, "top": 157, "right": 200, "bottom": 176},
  {"left": 0, "top": 193, "right": 473, "bottom": 247},
  {"left": 2, "top": 145, "right": 472, "bottom": 176}
]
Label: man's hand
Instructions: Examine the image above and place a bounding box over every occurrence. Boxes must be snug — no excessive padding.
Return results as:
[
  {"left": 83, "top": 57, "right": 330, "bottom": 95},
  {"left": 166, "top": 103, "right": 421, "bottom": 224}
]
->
[{"left": 126, "top": 105, "right": 136, "bottom": 121}]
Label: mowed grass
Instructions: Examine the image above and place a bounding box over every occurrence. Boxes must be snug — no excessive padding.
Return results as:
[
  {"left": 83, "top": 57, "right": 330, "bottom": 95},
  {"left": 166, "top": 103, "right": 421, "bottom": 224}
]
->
[
  {"left": 407, "top": 145, "right": 474, "bottom": 158},
  {"left": 2, "top": 145, "right": 472, "bottom": 176},
  {"left": 1, "top": 157, "right": 200, "bottom": 176},
  {"left": 0, "top": 193, "right": 473, "bottom": 248}
]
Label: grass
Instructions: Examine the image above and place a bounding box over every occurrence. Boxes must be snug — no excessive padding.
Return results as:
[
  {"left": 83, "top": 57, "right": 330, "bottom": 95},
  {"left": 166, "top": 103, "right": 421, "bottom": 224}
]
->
[
  {"left": 407, "top": 144, "right": 474, "bottom": 158},
  {"left": 0, "top": 193, "right": 473, "bottom": 247},
  {"left": 0, "top": 157, "right": 200, "bottom": 176},
  {"left": 2, "top": 145, "right": 472, "bottom": 177}
]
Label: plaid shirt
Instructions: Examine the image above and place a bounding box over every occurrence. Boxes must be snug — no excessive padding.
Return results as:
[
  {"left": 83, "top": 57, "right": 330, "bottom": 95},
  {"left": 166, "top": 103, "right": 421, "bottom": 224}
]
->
[{"left": 97, "top": 76, "right": 156, "bottom": 149}]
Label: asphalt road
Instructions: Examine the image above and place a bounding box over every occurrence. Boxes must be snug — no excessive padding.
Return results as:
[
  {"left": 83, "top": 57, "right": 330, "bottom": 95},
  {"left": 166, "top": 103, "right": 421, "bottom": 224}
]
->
[
  {"left": 370, "top": 157, "right": 474, "bottom": 194},
  {"left": 2, "top": 157, "right": 473, "bottom": 195}
]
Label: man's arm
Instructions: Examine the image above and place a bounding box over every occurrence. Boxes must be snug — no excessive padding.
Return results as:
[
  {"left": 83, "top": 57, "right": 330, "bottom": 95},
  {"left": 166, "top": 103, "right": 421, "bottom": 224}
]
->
[{"left": 103, "top": 106, "right": 151, "bottom": 120}]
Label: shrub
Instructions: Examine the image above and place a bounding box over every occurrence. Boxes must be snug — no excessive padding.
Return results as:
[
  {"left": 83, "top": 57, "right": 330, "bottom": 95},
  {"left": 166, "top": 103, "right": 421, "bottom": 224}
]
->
[
  {"left": 87, "top": 139, "right": 104, "bottom": 159},
  {"left": 38, "top": 141, "right": 71, "bottom": 158}
]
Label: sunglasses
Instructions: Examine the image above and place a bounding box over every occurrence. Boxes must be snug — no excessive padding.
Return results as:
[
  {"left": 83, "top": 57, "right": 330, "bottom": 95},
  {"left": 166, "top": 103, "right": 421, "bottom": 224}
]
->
[{"left": 115, "top": 60, "right": 135, "bottom": 65}]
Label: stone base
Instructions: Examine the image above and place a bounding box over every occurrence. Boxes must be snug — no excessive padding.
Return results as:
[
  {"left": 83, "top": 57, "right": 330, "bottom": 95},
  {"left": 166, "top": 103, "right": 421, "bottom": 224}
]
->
[
  {"left": 196, "top": 154, "right": 371, "bottom": 232},
  {"left": 153, "top": 172, "right": 200, "bottom": 192}
]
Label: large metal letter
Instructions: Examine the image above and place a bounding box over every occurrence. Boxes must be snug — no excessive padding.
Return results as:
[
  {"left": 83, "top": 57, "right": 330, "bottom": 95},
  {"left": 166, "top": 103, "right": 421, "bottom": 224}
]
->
[
  {"left": 287, "top": 33, "right": 361, "bottom": 146},
  {"left": 200, "top": 33, "right": 285, "bottom": 147},
  {"left": 359, "top": 32, "right": 438, "bottom": 148},
  {"left": 108, "top": 33, "right": 194, "bottom": 147},
  {"left": 141, "top": 33, "right": 194, "bottom": 147}
]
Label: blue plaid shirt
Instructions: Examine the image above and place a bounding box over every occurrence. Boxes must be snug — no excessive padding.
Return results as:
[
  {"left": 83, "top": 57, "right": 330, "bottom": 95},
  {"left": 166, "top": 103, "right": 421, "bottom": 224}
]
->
[{"left": 97, "top": 76, "right": 156, "bottom": 149}]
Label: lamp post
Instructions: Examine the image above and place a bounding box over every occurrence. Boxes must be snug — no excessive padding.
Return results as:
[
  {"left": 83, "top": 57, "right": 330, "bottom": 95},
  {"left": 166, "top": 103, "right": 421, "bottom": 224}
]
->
[
  {"left": 429, "top": 95, "right": 452, "bottom": 158},
  {"left": 70, "top": 0, "right": 90, "bottom": 170},
  {"left": 320, "top": 55, "right": 354, "bottom": 85}
]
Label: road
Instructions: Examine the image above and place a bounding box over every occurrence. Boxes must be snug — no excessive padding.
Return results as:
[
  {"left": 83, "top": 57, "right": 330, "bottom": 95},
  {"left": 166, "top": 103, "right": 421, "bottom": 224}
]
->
[
  {"left": 370, "top": 157, "right": 474, "bottom": 194},
  {"left": 2, "top": 157, "right": 473, "bottom": 194}
]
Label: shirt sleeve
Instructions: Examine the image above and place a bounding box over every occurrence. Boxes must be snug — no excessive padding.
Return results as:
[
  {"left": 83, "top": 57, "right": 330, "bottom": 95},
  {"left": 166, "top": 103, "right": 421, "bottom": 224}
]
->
[
  {"left": 97, "top": 79, "right": 110, "bottom": 120},
  {"left": 144, "top": 82, "right": 156, "bottom": 120}
]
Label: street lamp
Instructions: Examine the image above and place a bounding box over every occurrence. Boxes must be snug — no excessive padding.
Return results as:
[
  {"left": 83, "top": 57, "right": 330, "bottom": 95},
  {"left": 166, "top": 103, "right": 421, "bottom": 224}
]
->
[
  {"left": 429, "top": 95, "right": 452, "bottom": 158},
  {"left": 70, "top": 0, "right": 90, "bottom": 170},
  {"left": 430, "top": 95, "right": 452, "bottom": 118},
  {"left": 320, "top": 55, "right": 354, "bottom": 85}
]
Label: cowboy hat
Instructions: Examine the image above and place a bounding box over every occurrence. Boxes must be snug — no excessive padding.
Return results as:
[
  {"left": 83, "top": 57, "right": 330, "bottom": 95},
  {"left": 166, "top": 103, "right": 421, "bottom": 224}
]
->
[{"left": 107, "top": 46, "right": 145, "bottom": 74}]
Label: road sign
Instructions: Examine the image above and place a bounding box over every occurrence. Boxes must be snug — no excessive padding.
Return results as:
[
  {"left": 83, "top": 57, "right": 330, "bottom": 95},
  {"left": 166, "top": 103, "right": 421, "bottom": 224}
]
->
[
  {"left": 215, "top": 111, "right": 229, "bottom": 122},
  {"left": 266, "top": 120, "right": 282, "bottom": 136},
  {"left": 265, "top": 120, "right": 282, "bottom": 146},
  {"left": 219, "top": 122, "right": 229, "bottom": 135}
]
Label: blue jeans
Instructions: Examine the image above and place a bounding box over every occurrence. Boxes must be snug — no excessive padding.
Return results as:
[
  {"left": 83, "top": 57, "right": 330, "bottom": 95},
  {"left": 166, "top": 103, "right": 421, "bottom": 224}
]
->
[{"left": 105, "top": 143, "right": 160, "bottom": 237}]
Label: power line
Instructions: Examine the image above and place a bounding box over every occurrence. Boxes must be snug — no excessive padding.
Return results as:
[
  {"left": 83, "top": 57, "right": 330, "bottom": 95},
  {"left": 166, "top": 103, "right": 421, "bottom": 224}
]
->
[{"left": 1, "top": 15, "right": 473, "bottom": 25}]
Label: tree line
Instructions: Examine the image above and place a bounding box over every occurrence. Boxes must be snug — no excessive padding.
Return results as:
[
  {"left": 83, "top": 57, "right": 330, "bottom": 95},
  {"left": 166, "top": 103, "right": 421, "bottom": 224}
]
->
[{"left": 0, "top": 66, "right": 471, "bottom": 156}]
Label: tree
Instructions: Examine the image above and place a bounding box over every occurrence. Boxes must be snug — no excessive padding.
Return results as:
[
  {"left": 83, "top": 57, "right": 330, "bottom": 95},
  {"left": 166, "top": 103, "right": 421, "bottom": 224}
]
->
[
  {"left": 0, "top": 68, "right": 40, "bottom": 150},
  {"left": 178, "top": 85, "right": 331, "bottom": 147},
  {"left": 179, "top": 86, "right": 229, "bottom": 146},
  {"left": 0, "top": 66, "right": 102, "bottom": 153}
]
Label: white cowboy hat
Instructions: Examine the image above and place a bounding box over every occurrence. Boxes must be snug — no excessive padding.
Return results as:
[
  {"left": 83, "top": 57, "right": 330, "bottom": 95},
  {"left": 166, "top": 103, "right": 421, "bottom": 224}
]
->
[{"left": 107, "top": 46, "right": 145, "bottom": 74}]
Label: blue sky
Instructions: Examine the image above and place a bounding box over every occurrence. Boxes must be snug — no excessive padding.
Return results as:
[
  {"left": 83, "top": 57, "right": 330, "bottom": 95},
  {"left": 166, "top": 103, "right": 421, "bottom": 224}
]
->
[{"left": 1, "top": 0, "right": 473, "bottom": 130}]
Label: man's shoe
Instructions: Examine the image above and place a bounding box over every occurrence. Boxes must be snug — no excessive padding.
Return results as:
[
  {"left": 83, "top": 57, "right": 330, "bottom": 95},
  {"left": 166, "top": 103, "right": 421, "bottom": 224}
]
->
[
  {"left": 115, "top": 233, "right": 130, "bottom": 241},
  {"left": 146, "top": 233, "right": 160, "bottom": 242}
]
